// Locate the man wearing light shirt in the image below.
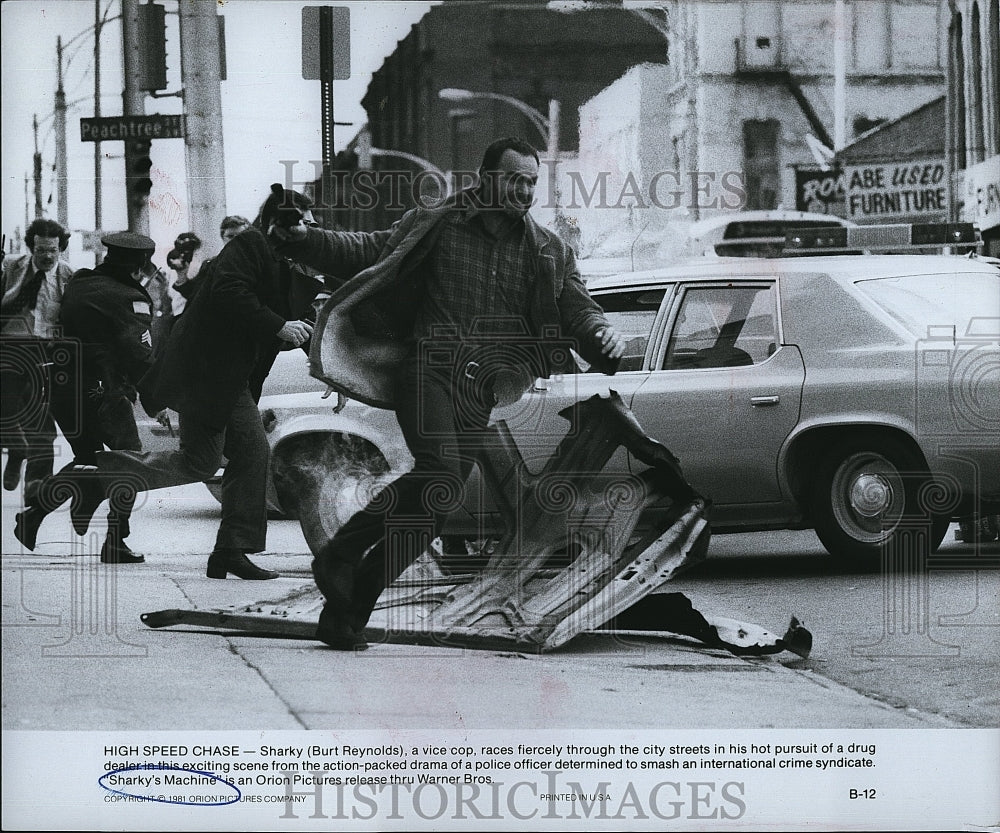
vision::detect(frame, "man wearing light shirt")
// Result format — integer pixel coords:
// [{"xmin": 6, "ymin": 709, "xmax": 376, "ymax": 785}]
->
[{"xmin": 0, "ymin": 219, "xmax": 74, "ymax": 499}]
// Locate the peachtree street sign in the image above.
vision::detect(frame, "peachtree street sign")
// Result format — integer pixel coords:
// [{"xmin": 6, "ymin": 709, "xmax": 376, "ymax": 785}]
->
[{"xmin": 79, "ymin": 114, "xmax": 185, "ymax": 142}]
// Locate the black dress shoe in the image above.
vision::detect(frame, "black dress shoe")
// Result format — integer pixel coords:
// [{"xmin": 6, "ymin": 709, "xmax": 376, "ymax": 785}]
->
[
  {"xmin": 100, "ymin": 538, "xmax": 145, "ymax": 564},
  {"xmin": 206, "ymin": 549, "xmax": 279, "ymax": 580},
  {"xmin": 14, "ymin": 509, "xmax": 44, "ymax": 551},
  {"xmin": 316, "ymin": 604, "xmax": 369, "ymax": 651},
  {"xmin": 3, "ymin": 453, "xmax": 24, "ymax": 491},
  {"xmin": 317, "ymin": 627, "xmax": 370, "ymax": 651}
]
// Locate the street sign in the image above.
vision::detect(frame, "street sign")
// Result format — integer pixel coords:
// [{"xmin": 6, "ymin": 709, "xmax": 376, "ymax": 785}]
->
[
  {"xmin": 79, "ymin": 114, "xmax": 185, "ymax": 142},
  {"xmin": 302, "ymin": 6, "xmax": 350, "ymax": 80}
]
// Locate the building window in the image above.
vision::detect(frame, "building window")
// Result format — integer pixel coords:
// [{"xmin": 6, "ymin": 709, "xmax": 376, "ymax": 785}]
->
[{"xmin": 742, "ymin": 119, "xmax": 780, "ymax": 210}]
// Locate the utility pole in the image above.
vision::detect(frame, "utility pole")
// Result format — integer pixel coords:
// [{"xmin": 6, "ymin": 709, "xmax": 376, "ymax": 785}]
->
[
  {"xmin": 32, "ymin": 115, "xmax": 43, "ymax": 219},
  {"xmin": 319, "ymin": 5, "xmax": 337, "ymax": 224},
  {"xmin": 94, "ymin": 0, "xmax": 103, "ymax": 232},
  {"xmin": 833, "ymin": 0, "xmax": 847, "ymax": 151},
  {"xmin": 55, "ymin": 36, "xmax": 69, "ymax": 228},
  {"xmin": 121, "ymin": 0, "xmax": 149, "ymax": 233},
  {"xmin": 302, "ymin": 5, "xmax": 349, "ymax": 226},
  {"xmin": 547, "ymin": 99, "xmax": 560, "ymax": 162},
  {"xmin": 547, "ymin": 98, "xmax": 561, "ymax": 218},
  {"xmin": 179, "ymin": 1, "xmax": 227, "ymax": 256},
  {"xmin": 684, "ymin": 2, "xmax": 700, "ymax": 219}
]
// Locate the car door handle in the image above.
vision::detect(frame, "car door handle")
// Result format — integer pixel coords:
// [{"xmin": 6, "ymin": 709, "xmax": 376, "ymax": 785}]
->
[{"xmin": 750, "ymin": 395, "xmax": 780, "ymax": 407}]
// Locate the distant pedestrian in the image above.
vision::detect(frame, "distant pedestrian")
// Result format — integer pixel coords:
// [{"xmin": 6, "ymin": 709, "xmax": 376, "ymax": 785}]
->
[
  {"xmin": 141, "ymin": 261, "xmax": 175, "ymax": 355},
  {"xmin": 14, "ymin": 232, "xmax": 157, "ymax": 563},
  {"xmin": 165, "ymin": 230, "xmax": 203, "ymax": 316},
  {"xmin": 1, "ymin": 219, "xmax": 74, "ymax": 501},
  {"xmin": 171, "ymin": 216, "xmax": 251, "ymax": 308},
  {"xmin": 220, "ymin": 214, "xmax": 253, "ymax": 243}
]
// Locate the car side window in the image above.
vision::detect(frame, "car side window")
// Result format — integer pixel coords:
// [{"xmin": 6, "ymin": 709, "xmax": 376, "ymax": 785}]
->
[
  {"xmin": 662, "ymin": 284, "xmax": 777, "ymax": 370},
  {"xmin": 588, "ymin": 288, "xmax": 668, "ymax": 372}
]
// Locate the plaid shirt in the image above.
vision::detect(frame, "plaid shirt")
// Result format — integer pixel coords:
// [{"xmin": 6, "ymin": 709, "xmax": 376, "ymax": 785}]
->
[{"xmin": 412, "ymin": 205, "xmax": 533, "ymax": 341}]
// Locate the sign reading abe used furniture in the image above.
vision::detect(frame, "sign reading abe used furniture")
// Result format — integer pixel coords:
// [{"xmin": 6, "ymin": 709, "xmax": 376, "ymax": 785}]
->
[{"xmin": 845, "ymin": 158, "xmax": 948, "ymax": 221}]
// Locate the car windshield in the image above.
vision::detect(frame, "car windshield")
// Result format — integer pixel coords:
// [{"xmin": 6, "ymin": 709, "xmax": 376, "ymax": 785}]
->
[{"xmin": 854, "ymin": 272, "xmax": 1000, "ymax": 338}]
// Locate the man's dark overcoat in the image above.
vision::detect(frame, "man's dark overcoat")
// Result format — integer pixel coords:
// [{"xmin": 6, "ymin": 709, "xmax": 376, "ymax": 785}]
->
[{"xmin": 140, "ymin": 227, "xmax": 320, "ymax": 429}]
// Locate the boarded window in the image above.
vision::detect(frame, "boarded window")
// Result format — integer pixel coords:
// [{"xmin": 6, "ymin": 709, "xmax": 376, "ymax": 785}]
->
[{"xmin": 743, "ymin": 119, "xmax": 780, "ymax": 210}]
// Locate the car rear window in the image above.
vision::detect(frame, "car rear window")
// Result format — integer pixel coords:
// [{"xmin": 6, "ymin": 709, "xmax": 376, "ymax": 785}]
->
[{"xmin": 854, "ymin": 272, "xmax": 1000, "ymax": 337}]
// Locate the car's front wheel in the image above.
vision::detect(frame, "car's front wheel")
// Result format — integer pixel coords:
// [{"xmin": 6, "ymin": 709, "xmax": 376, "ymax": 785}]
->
[{"xmin": 811, "ymin": 434, "xmax": 950, "ymax": 566}]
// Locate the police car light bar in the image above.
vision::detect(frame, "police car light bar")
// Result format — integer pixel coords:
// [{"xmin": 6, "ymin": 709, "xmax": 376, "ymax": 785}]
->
[{"xmin": 783, "ymin": 223, "xmax": 980, "ymax": 252}]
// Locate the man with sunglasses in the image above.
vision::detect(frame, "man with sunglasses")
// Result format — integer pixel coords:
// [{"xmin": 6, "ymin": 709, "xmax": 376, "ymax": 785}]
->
[{"xmin": 1, "ymin": 219, "xmax": 74, "ymax": 501}]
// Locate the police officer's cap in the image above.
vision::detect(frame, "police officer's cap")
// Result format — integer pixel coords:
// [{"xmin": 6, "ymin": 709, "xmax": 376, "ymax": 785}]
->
[{"xmin": 102, "ymin": 231, "xmax": 156, "ymax": 265}]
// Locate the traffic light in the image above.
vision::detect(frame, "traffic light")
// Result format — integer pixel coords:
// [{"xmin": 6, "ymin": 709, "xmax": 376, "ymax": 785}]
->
[
  {"xmin": 136, "ymin": 3, "xmax": 167, "ymax": 92},
  {"xmin": 127, "ymin": 139, "xmax": 153, "ymax": 206}
]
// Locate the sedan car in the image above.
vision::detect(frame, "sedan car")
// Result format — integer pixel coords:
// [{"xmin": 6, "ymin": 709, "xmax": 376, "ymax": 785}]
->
[{"xmin": 192, "ymin": 249, "xmax": 1000, "ymax": 566}]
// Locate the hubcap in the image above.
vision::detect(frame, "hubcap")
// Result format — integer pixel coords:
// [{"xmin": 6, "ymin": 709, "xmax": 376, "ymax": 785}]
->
[
  {"xmin": 850, "ymin": 473, "xmax": 893, "ymax": 518},
  {"xmin": 830, "ymin": 452, "xmax": 907, "ymax": 543}
]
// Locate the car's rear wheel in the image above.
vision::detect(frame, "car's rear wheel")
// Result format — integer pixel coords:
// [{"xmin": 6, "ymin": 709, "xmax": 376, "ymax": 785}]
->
[
  {"xmin": 272, "ymin": 433, "xmax": 392, "ymax": 555},
  {"xmin": 811, "ymin": 434, "xmax": 950, "ymax": 566}
]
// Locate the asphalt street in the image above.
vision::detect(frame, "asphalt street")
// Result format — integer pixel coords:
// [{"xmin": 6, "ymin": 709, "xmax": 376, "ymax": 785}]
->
[
  {"xmin": 5, "ymin": 446, "xmax": 999, "ymax": 832},
  {"xmin": 666, "ymin": 529, "xmax": 1000, "ymax": 728},
  {"xmin": 3, "ymin": 443, "xmax": 995, "ymax": 732}
]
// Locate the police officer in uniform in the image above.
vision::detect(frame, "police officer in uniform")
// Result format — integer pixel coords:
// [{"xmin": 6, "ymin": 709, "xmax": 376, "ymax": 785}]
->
[{"xmin": 15, "ymin": 232, "xmax": 157, "ymax": 564}]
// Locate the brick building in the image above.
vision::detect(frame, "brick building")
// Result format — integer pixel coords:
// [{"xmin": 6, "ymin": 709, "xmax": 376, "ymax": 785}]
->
[
  {"xmin": 316, "ymin": 0, "xmax": 670, "ymax": 230},
  {"xmin": 570, "ymin": 0, "xmax": 949, "ymax": 262}
]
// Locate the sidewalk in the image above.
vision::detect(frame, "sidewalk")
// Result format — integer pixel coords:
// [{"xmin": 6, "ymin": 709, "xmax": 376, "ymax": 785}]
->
[{"xmin": 2, "ymin": 480, "xmax": 956, "ymax": 732}]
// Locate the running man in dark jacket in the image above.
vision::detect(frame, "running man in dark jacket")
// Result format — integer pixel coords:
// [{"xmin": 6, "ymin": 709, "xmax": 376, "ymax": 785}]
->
[
  {"xmin": 34, "ymin": 187, "xmax": 323, "ymax": 580},
  {"xmin": 272, "ymin": 137, "xmax": 626, "ymax": 649}
]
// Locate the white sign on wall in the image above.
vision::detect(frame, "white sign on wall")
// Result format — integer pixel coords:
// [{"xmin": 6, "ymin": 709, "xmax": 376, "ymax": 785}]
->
[
  {"xmin": 845, "ymin": 158, "xmax": 948, "ymax": 221},
  {"xmin": 962, "ymin": 155, "xmax": 1000, "ymax": 232}
]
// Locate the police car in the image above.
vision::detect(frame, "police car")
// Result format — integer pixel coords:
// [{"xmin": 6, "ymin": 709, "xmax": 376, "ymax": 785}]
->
[{"xmin": 195, "ymin": 222, "xmax": 1000, "ymax": 565}]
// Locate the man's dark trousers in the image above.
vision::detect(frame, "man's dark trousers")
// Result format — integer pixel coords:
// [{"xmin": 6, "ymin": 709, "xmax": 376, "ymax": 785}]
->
[
  {"xmin": 36, "ymin": 362, "xmax": 143, "ymax": 538},
  {"xmin": 312, "ymin": 352, "xmax": 495, "ymax": 631},
  {"xmin": 99, "ymin": 387, "xmax": 270, "ymax": 553}
]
